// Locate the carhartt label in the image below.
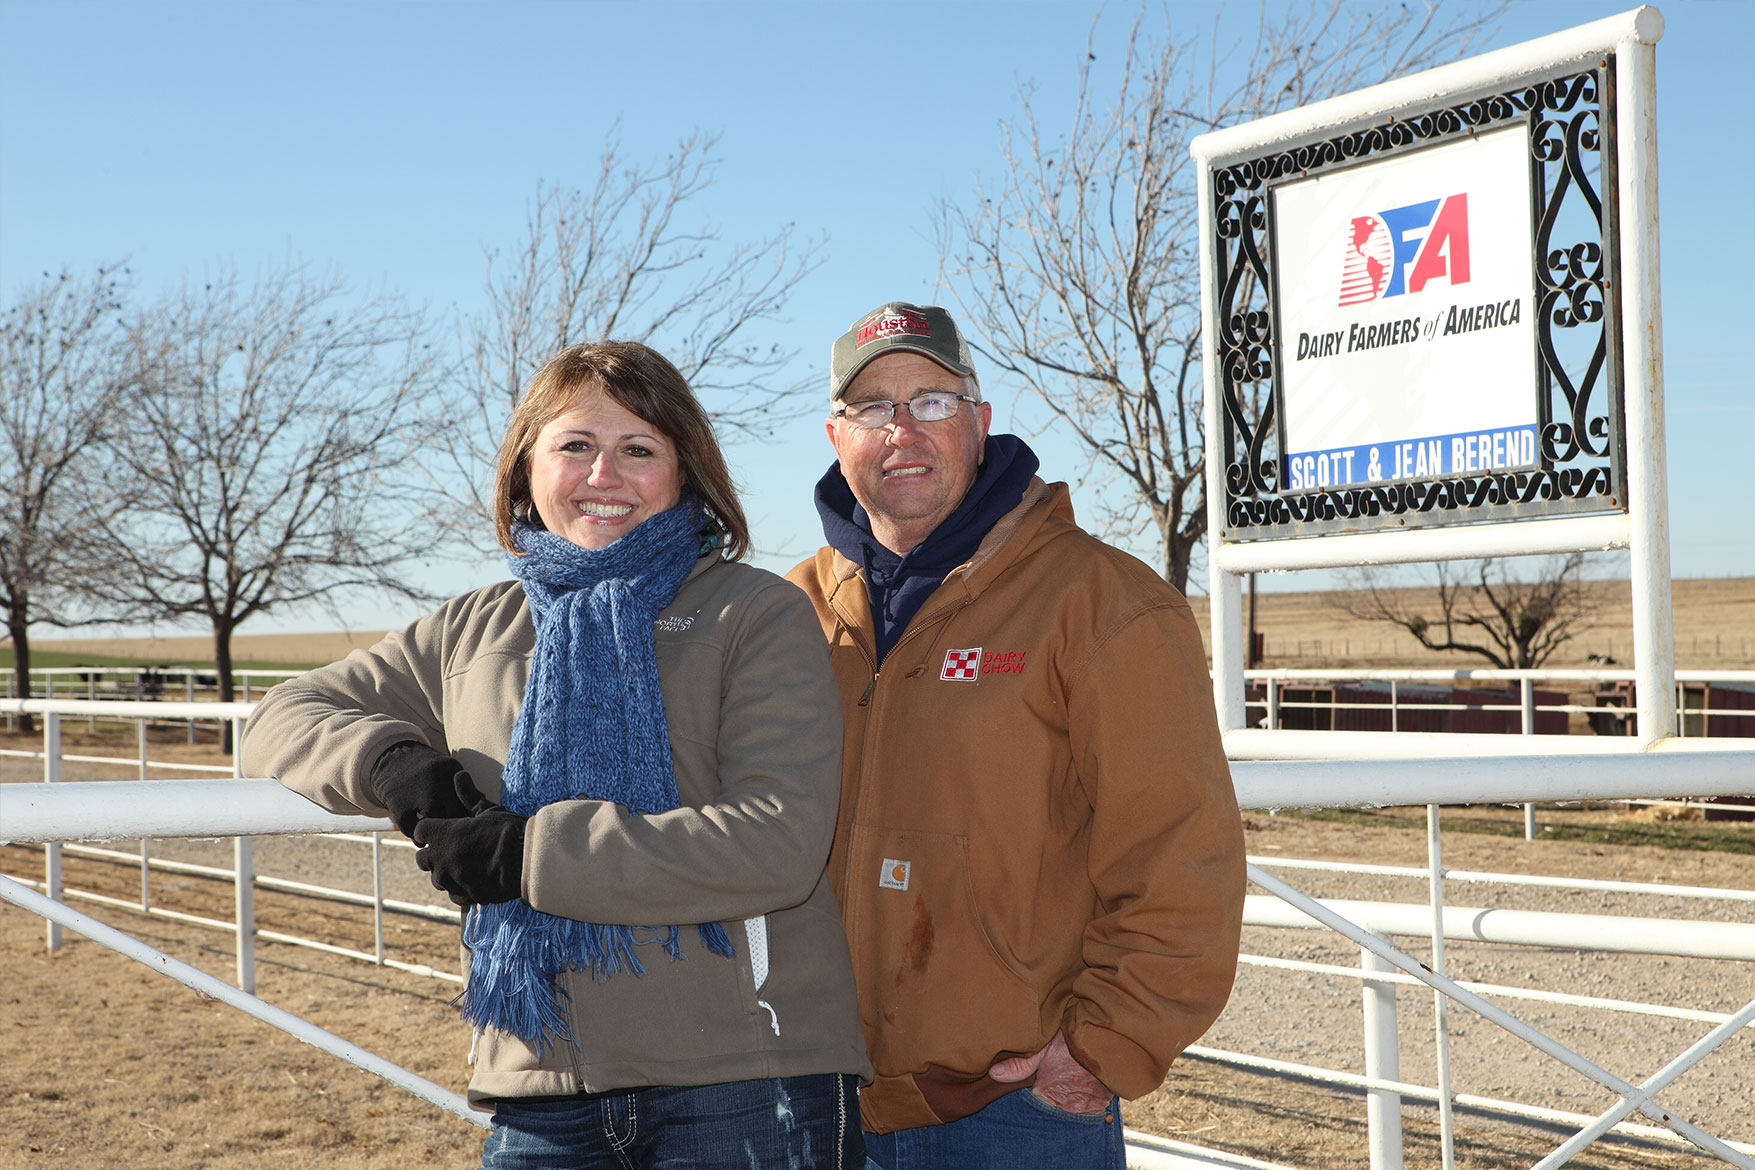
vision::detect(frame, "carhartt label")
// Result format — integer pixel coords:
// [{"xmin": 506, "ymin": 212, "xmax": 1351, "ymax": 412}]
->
[
  {"xmin": 879, "ymin": 858, "xmax": 910, "ymax": 891},
  {"xmin": 941, "ymin": 648, "xmax": 981, "ymax": 682}
]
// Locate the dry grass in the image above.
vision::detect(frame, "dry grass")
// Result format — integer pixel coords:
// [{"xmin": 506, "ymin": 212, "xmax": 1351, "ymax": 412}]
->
[
  {"xmin": 16, "ymin": 628, "xmax": 393, "ymax": 669},
  {"xmin": 1195, "ymin": 575, "xmax": 1755, "ymax": 668},
  {"xmin": 0, "ymin": 893, "xmax": 481, "ymax": 1169}
]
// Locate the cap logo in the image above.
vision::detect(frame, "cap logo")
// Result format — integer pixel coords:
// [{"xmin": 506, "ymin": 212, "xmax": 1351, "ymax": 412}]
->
[{"xmin": 855, "ymin": 308, "xmax": 932, "ymax": 350}]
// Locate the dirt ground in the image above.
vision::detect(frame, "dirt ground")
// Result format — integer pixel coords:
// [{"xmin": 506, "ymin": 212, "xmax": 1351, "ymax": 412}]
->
[{"xmin": 4, "ymin": 784, "xmax": 1750, "ymax": 1170}]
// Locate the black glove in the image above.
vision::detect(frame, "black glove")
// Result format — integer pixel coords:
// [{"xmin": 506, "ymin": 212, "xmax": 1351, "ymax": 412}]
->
[
  {"xmin": 412, "ymin": 807, "xmax": 527, "ymax": 907},
  {"xmin": 369, "ymin": 741, "xmax": 491, "ymax": 837}
]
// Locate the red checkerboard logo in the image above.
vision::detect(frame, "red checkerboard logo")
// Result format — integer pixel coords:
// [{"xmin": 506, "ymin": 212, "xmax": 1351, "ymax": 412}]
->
[{"xmin": 941, "ymin": 647, "xmax": 981, "ymax": 682}]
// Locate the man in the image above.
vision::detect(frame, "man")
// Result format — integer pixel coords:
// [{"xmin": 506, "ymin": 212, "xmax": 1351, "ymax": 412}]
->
[{"xmin": 787, "ymin": 301, "xmax": 1246, "ymax": 1168}]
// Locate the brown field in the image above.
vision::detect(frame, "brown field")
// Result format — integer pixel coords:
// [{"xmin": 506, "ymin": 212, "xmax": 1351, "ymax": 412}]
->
[
  {"xmin": 19, "ymin": 576, "xmax": 1755, "ymax": 671},
  {"xmin": 1204, "ymin": 575, "xmax": 1755, "ymax": 669},
  {"xmin": 4, "ymin": 797, "xmax": 1749, "ymax": 1170},
  {"xmin": 18, "ymin": 627, "xmax": 395, "ymax": 669}
]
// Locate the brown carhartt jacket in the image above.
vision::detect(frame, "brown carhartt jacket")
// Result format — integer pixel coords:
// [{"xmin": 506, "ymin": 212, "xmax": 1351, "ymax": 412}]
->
[{"xmin": 788, "ymin": 478, "xmax": 1244, "ymax": 1133}]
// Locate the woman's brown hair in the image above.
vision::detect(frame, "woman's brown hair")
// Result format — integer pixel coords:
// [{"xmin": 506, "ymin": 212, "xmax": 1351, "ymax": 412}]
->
[{"xmin": 492, "ymin": 342, "xmax": 750, "ymax": 560}]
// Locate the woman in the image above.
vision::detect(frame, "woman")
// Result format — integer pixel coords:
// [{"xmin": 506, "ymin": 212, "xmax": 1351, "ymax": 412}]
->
[{"xmin": 242, "ymin": 341, "xmax": 870, "ymax": 1168}]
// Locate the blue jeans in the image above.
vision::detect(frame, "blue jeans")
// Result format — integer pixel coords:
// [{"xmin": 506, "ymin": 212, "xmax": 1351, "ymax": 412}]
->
[
  {"xmin": 481, "ymin": 1074, "xmax": 865, "ymax": 1169},
  {"xmin": 864, "ymin": 1088, "xmax": 1125, "ymax": 1170}
]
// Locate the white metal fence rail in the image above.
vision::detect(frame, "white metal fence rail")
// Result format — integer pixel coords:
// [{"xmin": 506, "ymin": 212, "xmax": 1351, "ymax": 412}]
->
[
  {"xmin": 0, "ymin": 700, "xmax": 465, "ymax": 985},
  {"xmin": 2, "ymin": 667, "xmax": 301, "ymax": 741}
]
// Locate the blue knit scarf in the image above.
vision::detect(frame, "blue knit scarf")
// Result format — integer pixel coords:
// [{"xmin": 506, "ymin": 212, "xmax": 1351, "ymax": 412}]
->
[{"xmin": 456, "ymin": 496, "xmax": 733, "ymax": 1055}]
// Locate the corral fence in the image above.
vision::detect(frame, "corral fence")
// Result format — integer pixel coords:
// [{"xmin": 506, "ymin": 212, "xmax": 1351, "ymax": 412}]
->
[
  {"xmin": 1243, "ymin": 667, "xmax": 1755, "ymax": 840},
  {"xmin": 1255, "ymin": 633, "xmax": 1755, "ymax": 666},
  {"xmin": 2, "ymin": 666, "xmax": 300, "ymax": 742},
  {"xmin": 11, "ymin": 659, "xmax": 1754, "ymax": 760},
  {"xmin": 3, "ymin": 694, "xmax": 1753, "ymax": 1169},
  {"xmin": 1245, "ymin": 668, "xmax": 1755, "ymax": 742}
]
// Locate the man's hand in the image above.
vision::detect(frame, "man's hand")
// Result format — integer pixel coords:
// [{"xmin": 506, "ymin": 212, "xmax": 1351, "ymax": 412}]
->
[{"xmin": 988, "ymin": 1030, "xmax": 1113, "ymax": 1115}]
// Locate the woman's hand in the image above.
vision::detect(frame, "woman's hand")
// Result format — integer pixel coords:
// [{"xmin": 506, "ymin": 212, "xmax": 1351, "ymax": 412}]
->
[
  {"xmin": 412, "ymin": 807, "xmax": 528, "ymax": 906},
  {"xmin": 369, "ymin": 741, "xmax": 492, "ymax": 836}
]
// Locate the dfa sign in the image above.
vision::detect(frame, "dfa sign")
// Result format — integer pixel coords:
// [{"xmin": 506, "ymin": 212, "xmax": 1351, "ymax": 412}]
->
[
  {"xmin": 1275, "ymin": 127, "xmax": 1538, "ymax": 493},
  {"xmin": 1203, "ymin": 56, "xmax": 1629, "ymax": 540}
]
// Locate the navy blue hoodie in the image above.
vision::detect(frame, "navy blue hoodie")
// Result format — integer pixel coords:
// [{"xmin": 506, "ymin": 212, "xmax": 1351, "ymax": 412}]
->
[{"xmin": 814, "ymin": 434, "xmax": 1040, "ymax": 667}]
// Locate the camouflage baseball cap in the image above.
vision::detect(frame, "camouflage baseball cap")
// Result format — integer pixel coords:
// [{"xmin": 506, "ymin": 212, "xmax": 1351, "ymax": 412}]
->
[{"xmin": 829, "ymin": 301, "xmax": 978, "ymax": 401}]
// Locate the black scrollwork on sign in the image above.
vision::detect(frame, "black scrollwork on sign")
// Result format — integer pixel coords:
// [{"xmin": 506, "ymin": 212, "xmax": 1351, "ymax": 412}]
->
[{"xmin": 1216, "ymin": 63, "xmax": 1625, "ymax": 541}]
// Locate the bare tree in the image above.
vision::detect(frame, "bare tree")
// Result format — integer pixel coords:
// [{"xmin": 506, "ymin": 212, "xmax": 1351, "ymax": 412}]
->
[
  {"xmin": 1335, "ymin": 554, "xmax": 1595, "ymax": 669},
  {"xmin": 937, "ymin": 2, "xmax": 1502, "ymax": 592},
  {"xmin": 433, "ymin": 127, "xmax": 823, "ymax": 552},
  {"xmin": 84, "ymin": 261, "xmax": 444, "ymax": 736},
  {"xmin": 0, "ymin": 262, "xmax": 132, "ymax": 728}
]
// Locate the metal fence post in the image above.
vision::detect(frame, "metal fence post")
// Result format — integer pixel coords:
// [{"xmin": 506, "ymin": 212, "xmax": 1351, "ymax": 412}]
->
[
  {"xmin": 373, "ymin": 832, "xmax": 386, "ymax": 966},
  {"xmin": 1362, "ymin": 942, "xmax": 1404, "ymax": 1170},
  {"xmin": 43, "ymin": 713, "xmax": 63, "ymax": 953},
  {"xmin": 232, "ymin": 718, "xmax": 255, "ymax": 991},
  {"xmin": 138, "ymin": 718, "xmax": 151, "ymax": 909},
  {"xmin": 1266, "ymin": 679, "xmax": 1280, "ymax": 730},
  {"xmin": 1522, "ymin": 677, "xmax": 1537, "ymax": 839},
  {"xmin": 1427, "ymin": 805, "xmax": 1457, "ymax": 1170},
  {"xmin": 235, "ymin": 836, "xmax": 256, "ymax": 992}
]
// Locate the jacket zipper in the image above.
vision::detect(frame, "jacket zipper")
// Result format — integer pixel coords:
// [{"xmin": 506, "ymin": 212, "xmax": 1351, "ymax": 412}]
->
[
  {"xmin": 567, "ymin": 987, "xmax": 586, "ymax": 1090},
  {"xmin": 848, "ymin": 581, "xmax": 974, "ymax": 711},
  {"xmin": 848, "ymin": 594, "xmax": 971, "ymax": 778}
]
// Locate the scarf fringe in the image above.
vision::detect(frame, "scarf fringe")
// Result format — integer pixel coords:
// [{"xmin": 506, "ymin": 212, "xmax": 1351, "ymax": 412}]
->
[{"xmin": 458, "ymin": 876, "xmax": 738, "ymax": 1056}]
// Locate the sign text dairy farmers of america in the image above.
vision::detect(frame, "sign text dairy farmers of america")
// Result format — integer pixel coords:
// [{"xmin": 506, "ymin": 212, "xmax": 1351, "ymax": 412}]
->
[{"xmin": 1272, "ymin": 126, "xmax": 1538, "ymax": 492}]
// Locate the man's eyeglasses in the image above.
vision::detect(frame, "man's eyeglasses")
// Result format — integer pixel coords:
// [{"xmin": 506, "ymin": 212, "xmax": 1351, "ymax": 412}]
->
[{"xmin": 832, "ymin": 391, "xmax": 980, "ymax": 429}]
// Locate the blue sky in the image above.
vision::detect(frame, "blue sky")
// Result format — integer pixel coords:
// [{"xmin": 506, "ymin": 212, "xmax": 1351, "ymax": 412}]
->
[{"xmin": 3, "ymin": 0, "xmax": 1749, "ymax": 636}]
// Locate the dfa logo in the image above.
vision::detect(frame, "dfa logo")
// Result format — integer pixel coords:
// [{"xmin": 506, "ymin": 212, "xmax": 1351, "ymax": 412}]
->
[{"xmin": 1338, "ymin": 193, "xmax": 1471, "ymax": 307}]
